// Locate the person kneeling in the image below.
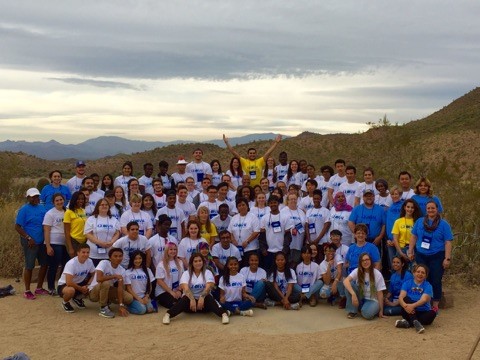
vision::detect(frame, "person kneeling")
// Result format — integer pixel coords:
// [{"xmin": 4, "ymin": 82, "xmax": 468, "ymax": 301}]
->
[
  {"xmin": 57, "ymin": 243, "xmax": 95, "ymax": 313},
  {"xmin": 88, "ymin": 247, "xmax": 133, "ymax": 318}
]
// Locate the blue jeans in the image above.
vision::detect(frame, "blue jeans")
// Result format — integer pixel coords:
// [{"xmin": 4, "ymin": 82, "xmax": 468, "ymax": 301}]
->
[
  {"xmin": 250, "ymin": 281, "xmax": 266, "ymax": 302},
  {"xmin": 345, "ymin": 283, "xmax": 380, "ymax": 320},
  {"xmin": 383, "ymin": 305, "xmax": 402, "ymax": 316},
  {"xmin": 128, "ymin": 299, "xmax": 154, "ymax": 315},
  {"xmin": 319, "ymin": 281, "xmax": 345, "ymax": 298},
  {"xmin": 221, "ymin": 300, "xmax": 254, "ymax": 312},
  {"xmin": 415, "ymin": 251, "xmax": 444, "ymax": 301},
  {"xmin": 294, "ymin": 280, "xmax": 324, "ymax": 299},
  {"xmin": 47, "ymin": 244, "xmax": 69, "ymax": 290}
]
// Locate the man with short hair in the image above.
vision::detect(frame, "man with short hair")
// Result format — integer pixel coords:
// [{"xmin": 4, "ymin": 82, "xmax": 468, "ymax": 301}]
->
[
  {"xmin": 138, "ymin": 163, "xmax": 154, "ymax": 195},
  {"xmin": 199, "ymin": 185, "xmax": 220, "ymax": 219},
  {"xmin": 149, "ymin": 215, "xmax": 178, "ymax": 270},
  {"xmin": 386, "ymin": 171, "xmax": 415, "ymax": 207},
  {"xmin": 186, "ymin": 148, "xmax": 212, "ymax": 191},
  {"xmin": 155, "ymin": 190, "xmax": 187, "ymax": 242},
  {"xmin": 223, "ymin": 133, "xmax": 282, "ymax": 187},
  {"xmin": 327, "ymin": 159, "xmax": 347, "ymax": 206},
  {"xmin": 338, "ymin": 165, "xmax": 360, "ymax": 207},
  {"xmin": 211, "ymin": 230, "xmax": 242, "ymax": 271},
  {"xmin": 275, "ymin": 151, "xmax": 289, "ymax": 183},
  {"xmin": 172, "ymin": 157, "xmax": 195, "ymax": 187},
  {"xmin": 66, "ymin": 160, "xmax": 87, "ymax": 194},
  {"xmin": 112, "ymin": 221, "xmax": 152, "ymax": 268},
  {"xmin": 211, "ymin": 204, "xmax": 232, "ymax": 233},
  {"xmin": 82, "ymin": 176, "xmax": 103, "ymax": 216}
]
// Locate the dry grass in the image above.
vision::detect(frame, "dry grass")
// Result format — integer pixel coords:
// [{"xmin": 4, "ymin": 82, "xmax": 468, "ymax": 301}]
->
[{"xmin": 0, "ymin": 201, "xmax": 24, "ymax": 278}]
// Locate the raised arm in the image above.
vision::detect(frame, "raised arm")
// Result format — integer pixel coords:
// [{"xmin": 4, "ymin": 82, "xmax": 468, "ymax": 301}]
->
[
  {"xmin": 262, "ymin": 134, "xmax": 282, "ymax": 161},
  {"xmin": 223, "ymin": 134, "xmax": 241, "ymax": 159}
]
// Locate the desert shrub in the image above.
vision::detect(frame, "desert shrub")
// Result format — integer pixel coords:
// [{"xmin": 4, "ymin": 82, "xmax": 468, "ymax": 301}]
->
[{"xmin": 0, "ymin": 201, "xmax": 24, "ymax": 278}]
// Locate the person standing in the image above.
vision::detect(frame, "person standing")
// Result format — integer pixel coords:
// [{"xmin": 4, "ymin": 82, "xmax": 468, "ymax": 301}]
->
[
  {"xmin": 66, "ymin": 161, "xmax": 87, "ymax": 194},
  {"xmin": 15, "ymin": 188, "xmax": 48, "ymax": 299}
]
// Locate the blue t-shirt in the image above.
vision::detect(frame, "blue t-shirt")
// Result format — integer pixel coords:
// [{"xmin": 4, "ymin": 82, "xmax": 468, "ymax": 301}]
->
[
  {"xmin": 411, "ymin": 218, "xmax": 453, "ymax": 255},
  {"xmin": 385, "ymin": 200, "xmax": 404, "ymax": 240},
  {"xmin": 349, "ymin": 204, "xmax": 386, "ymax": 240},
  {"xmin": 346, "ymin": 242, "xmax": 381, "ymax": 273},
  {"xmin": 401, "ymin": 278, "xmax": 433, "ymax": 312},
  {"xmin": 389, "ymin": 271, "xmax": 413, "ymax": 301},
  {"xmin": 411, "ymin": 195, "xmax": 443, "ymax": 217},
  {"xmin": 16, "ymin": 203, "xmax": 47, "ymax": 244},
  {"xmin": 40, "ymin": 184, "xmax": 72, "ymax": 211}
]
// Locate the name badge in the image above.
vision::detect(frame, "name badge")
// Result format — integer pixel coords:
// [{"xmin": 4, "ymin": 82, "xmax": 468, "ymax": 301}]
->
[
  {"xmin": 169, "ymin": 227, "xmax": 178, "ymax": 237},
  {"xmin": 249, "ymin": 170, "xmax": 257, "ymax": 180},
  {"xmin": 308, "ymin": 222, "xmax": 316, "ymax": 234},
  {"xmin": 301, "ymin": 284, "xmax": 310, "ymax": 293},
  {"xmin": 245, "ymin": 280, "xmax": 254, "ymax": 292},
  {"xmin": 272, "ymin": 221, "xmax": 281, "ymax": 233},
  {"xmin": 237, "ymin": 245, "xmax": 244, "ymax": 256},
  {"xmin": 421, "ymin": 234, "xmax": 432, "ymax": 250},
  {"xmin": 172, "ymin": 281, "xmax": 179, "ymax": 290},
  {"xmin": 295, "ymin": 222, "xmax": 305, "ymax": 234},
  {"xmin": 97, "ymin": 247, "xmax": 107, "ymax": 254},
  {"xmin": 196, "ymin": 172, "xmax": 204, "ymax": 182},
  {"xmin": 139, "ymin": 229, "xmax": 145, "ymax": 235}
]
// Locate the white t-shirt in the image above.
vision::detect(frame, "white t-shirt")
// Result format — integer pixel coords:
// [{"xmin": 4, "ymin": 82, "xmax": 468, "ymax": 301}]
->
[
  {"xmin": 199, "ymin": 200, "xmax": 221, "ymax": 219},
  {"xmin": 112, "ymin": 235, "xmax": 152, "ymax": 268},
  {"xmin": 300, "ymin": 176, "xmax": 323, "ymax": 193},
  {"xmin": 296, "ymin": 262, "xmax": 320, "ymax": 288},
  {"xmin": 319, "ymin": 254, "xmax": 344, "ymax": 280},
  {"xmin": 211, "ymin": 172, "xmax": 224, "ymax": 187},
  {"xmin": 155, "ymin": 207, "xmax": 186, "ymax": 241},
  {"xmin": 317, "ymin": 178, "xmax": 330, "ymax": 208},
  {"xmin": 280, "ymin": 207, "xmax": 306, "ymax": 251},
  {"xmin": 299, "ymin": 195, "xmax": 315, "ymax": 213},
  {"xmin": 149, "ymin": 234, "xmax": 178, "ymax": 268},
  {"xmin": 250, "ymin": 206, "xmax": 270, "ymax": 221},
  {"xmin": 211, "ymin": 243, "xmax": 242, "ymax": 265},
  {"xmin": 260, "ymin": 212, "xmax": 293, "ymax": 253},
  {"xmin": 58, "ymin": 256, "xmax": 95, "ymax": 285},
  {"xmin": 114, "ymin": 175, "xmax": 136, "ymax": 194},
  {"xmin": 327, "ymin": 174, "xmax": 347, "ymax": 197},
  {"xmin": 172, "ymin": 171, "xmax": 195, "ymax": 186},
  {"xmin": 268, "ymin": 269, "xmax": 297, "ymax": 295},
  {"xmin": 180, "ymin": 269, "xmax": 215, "ymax": 299},
  {"xmin": 88, "ymin": 259, "xmax": 127, "ymax": 290},
  {"xmin": 86, "ymin": 192, "xmax": 103, "ymax": 217},
  {"xmin": 120, "ymin": 210, "xmax": 153, "ymax": 237},
  {"xmin": 385, "ymin": 189, "xmax": 415, "ymax": 207},
  {"xmin": 329, "ymin": 208, "xmax": 353, "ymax": 245},
  {"xmin": 153, "ymin": 193, "xmax": 167, "ymax": 210},
  {"xmin": 339, "ymin": 181, "xmax": 361, "ymax": 207},
  {"xmin": 176, "ymin": 200, "xmax": 197, "ymax": 219},
  {"xmin": 217, "ymin": 198, "xmax": 237, "ymax": 216},
  {"xmin": 226, "ymin": 170, "xmax": 242, "ymax": 190},
  {"xmin": 335, "ymin": 243, "xmax": 350, "ymax": 264},
  {"xmin": 275, "ymin": 164, "xmax": 289, "ymax": 183},
  {"xmin": 125, "ymin": 268, "xmax": 154, "ymax": 298},
  {"xmin": 305, "ymin": 207, "xmax": 331, "ymax": 244},
  {"xmin": 211, "ymin": 215, "xmax": 232, "ymax": 234},
  {"xmin": 186, "ymin": 161, "xmax": 213, "ymax": 190},
  {"xmin": 42, "ymin": 207, "xmax": 66, "ymax": 245},
  {"xmin": 348, "ymin": 268, "xmax": 386, "ymax": 300},
  {"xmin": 240, "ymin": 266, "xmax": 267, "ymax": 294},
  {"xmin": 66, "ymin": 175, "xmax": 85, "ymax": 194},
  {"xmin": 155, "ymin": 260, "xmax": 184, "ymax": 297},
  {"xmin": 355, "ymin": 182, "xmax": 378, "ymax": 204},
  {"xmin": 84, "ymin": 215, "xmax": 121, "ymax": 259},
  {"xmin": 294, "ymin": 172, "xmax": 308, "ymax": 187},
  {"xmin": 138, "ymin": 175, "xmax": 154, "ymax": 195},
  {"xmin": 228, "ymin": 212, "xmax": 261, "ymax": 252},
  {"xmin": 177, "ymin": 237, "xmax": 205, "ymax": 262},
  {"xmin": 219, "ymin": 273, "xmax": 246, "ymax": 302}
]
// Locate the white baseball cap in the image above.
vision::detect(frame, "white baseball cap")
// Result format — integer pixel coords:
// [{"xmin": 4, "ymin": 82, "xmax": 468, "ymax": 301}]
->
[{"xmin": 26, "ymin": 188, "xmax": 40, "ymax": 197}]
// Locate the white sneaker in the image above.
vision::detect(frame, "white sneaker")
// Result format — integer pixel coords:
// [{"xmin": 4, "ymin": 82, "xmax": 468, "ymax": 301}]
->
[
  {"xmin": 222, "ymin": 313, "xmax": 229, "ymax": 324},
  {"xmin": 264, "ymin": 298, "xmax": 276, "ymax": 307},
  {"xmin": 162, "ymin": 313, "xmax": 170, "ymax": 325},
  {"xmin": 240, "ymin": 309, "xmax": 254, "ymax": 317},
  {"xmin": 290, "ymin": 303, "xmax": 300, "ymax": 310}
]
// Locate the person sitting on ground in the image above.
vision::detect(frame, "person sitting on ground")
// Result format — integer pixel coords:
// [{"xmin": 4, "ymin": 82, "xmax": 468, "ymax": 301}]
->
[
  {"xmin": 296, "ymin": 245, "xmax": 323, "ymax": 307},
  {"xmin": 125, "ymin": 250, "xmax": 155, "ymax": 315},
  {"xmin": 155, "ymin": 242, "xmax": 184, "ymax": 309},
  {"xmin": 384, "ymin": 255, "xmax": 413, "ymax": 316}
]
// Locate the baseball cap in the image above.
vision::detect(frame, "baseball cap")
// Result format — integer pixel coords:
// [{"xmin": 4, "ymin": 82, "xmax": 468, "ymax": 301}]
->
[{"xmin": 26, "ymin": 188, "xmax": 40, "ymax": 197}]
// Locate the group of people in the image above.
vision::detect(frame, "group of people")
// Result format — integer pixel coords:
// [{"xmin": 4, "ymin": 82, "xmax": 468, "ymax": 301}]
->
[{"xmin": 14, "ymin": 134, "xmax": 453, "ymax": 332}]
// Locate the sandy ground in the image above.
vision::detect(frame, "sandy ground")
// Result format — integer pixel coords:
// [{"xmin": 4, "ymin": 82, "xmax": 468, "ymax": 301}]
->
[{"xmin": 1, "ymin": 280, "xmax": 479, "ymax": 360}]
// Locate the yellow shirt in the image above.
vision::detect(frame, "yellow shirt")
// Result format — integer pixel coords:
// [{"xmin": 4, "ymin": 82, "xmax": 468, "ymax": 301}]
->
[
  {"xmin": 200, "ymin": 223, "xmax": 218, "ymax": 247},
  {"xmin": 239, "ymin": 157, "xmax": 266, "ymax": 187},
  {"xmin": 63, "ymin": 209, "xmax": 87, "ymax": 243},
  {"xmin": 391, "ymin": 217, "xmax": 414, "ymax": 248}
]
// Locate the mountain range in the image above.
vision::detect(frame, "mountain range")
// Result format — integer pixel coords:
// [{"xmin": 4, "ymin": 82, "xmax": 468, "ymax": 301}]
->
[{"xmin": 0, "ymin": 133, "xmax": 288, "ymax": 160}]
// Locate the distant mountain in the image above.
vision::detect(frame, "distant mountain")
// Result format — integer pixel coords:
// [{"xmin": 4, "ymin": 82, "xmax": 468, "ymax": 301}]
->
[{"xmin": 0, "ymin": 133, "xmax": 287, "ymax": 160}]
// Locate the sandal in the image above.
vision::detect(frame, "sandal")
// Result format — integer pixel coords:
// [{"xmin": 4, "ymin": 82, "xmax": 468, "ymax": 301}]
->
[{"xmin": 347, "ymin": 312, "xmax": 357, "ymax": 319}]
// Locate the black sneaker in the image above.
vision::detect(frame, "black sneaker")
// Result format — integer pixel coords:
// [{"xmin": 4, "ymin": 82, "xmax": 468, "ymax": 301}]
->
[
  {"xmin": 395, "ymin": 319, "xmax": 410, "ymax": 328},
  {"xmin": 62, "ymin": 301, "xmax": 75, "ymax": 313},
  {"xmin": 413, "ymin": 320, "xmax": 425, "ymax": 334},
  {"xmin": 72, "ymin": 298, "xmax": 86, "ymax": 309}
]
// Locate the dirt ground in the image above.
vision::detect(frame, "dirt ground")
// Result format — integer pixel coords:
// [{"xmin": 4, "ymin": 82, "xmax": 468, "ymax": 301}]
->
[{"xmin": 1, "ymin": 280, "xmax": 479, "ymax": 360}]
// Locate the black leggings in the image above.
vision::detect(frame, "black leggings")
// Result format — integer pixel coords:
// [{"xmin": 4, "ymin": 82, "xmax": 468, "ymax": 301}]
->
[
  {"xmin": 167, "ymin": 294, "xmax": 226, "ymax": 318},
  {"xmin": 401, "ymin": 296, "xmax": 437, "ymax": 326},
  {"xmin": 265, "ymin": 282, "xmax": 301, "ymax": 303},
  {"xmin": 156, "ymin": 292, "xmax": 178, "ymax": 309}
]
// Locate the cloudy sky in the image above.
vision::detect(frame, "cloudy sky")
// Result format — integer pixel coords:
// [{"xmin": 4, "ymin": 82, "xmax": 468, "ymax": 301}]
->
[{"xmin": 1, "ymin": 1, "xmax": 478, "ymax": 143}]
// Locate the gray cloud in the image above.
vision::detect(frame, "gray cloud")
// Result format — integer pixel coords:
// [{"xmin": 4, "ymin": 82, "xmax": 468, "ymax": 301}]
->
[{"xmin": 47, "ymin": 77, "xmax": 147, "ymax": 91}]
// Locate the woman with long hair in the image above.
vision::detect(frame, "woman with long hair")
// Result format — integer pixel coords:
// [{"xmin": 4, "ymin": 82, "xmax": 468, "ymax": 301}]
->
[
  {"xmin": 63, "ymin": 191, "xmax": 87, "ymax": 258},
  {"xmin": 155, "ymin": 242, "xmax": 184, "ymax": 309},
  {"xmin": 125, "ymin": 250, "xmax": 155, "ymax": 315}
]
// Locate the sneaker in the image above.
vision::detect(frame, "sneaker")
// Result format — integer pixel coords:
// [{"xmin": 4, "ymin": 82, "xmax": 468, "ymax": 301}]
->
[
  {"xmin": 347, "ymin": 312, "xmax": 358, "ymax": 319},
  {"xmin": 309, "ymin": 296, "xmax": 318, "ymax": 307},
  {"xmin": 413, "ymin": 320, "xmax": 425, "ymax": 334},
  {"xmin": 72, "ymin": 298, "xmax": 86, "ymax": 309},
  {"xmin": 49, "ymin": 289, "xmax": 58, "ymax": 296},
  {"xmin": 162, "ymin": 313, "xmax": 170, "ymax": 325},
  {"xmin": 34, "ymin": 288, "xmax": 50, "ymax": 295},
  {"xmin": 222, "ymin": 313, "xmax": 229, "ymax": 324},
  {"xmin": 395, "ymin": 319, "xmax": 410, "ymax": 329},
  {"xmin": 99, "ymin": 306, "xmax": 115, "ymax": 318},
  {"xmin": 240, "ymin": 309, "xmax": 254, "ymax": 317},
  {"xmin": 62, "ymin": 301, "xmax": 75, "ymax": 313},
  {"xmin": 290, "ymin": 303, "xmax": 300, "ymax": 310},
  {"xmin": 23, "ymin": 291, "xmax": 36, "ymax": 300},
  {"xmin": 264, "ymin": 298, "xmax": 276, "ymax": 307}
]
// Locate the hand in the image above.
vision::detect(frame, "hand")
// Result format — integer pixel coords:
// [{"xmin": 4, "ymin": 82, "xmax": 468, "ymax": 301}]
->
[
  {"xmin": 407, "ymin": 252, "xmax": 415, "ymax": 261},
  {"xmin": 242, "ymin": 240, "xmax": 249, "ymax": 248},
  {"xmin": 281, "ymin": 297, "xmax": 290, "ymax": 309},
  {"xmin": 247, "ymin": 295, "xmax": 256, "ymax": 303},
  {"xmin": 332, "ymin": 282, "xmax": 338, "ymax": 295},
  {"xmin": 386, "ymin": 240, "xmax": 394, "ymax": 247},
  {"xmin": 190, "ymin": 299, "xmax": 197, "ymax": 312},
  {"xmin": 67, "ymin": 247, "xmax": 75, "ymax": 258},
  {"xmin": 261, "ymin": 249, "xmax": 268, "ymax": 256},
  {"xmin": 404, "ymin": 304, "xmax": 415, "ymax": 314},
  {"xmin": 171, "ymin": 290, "xmax": 182, "ymax": 299},
  {"xmin": 378, "ymin": 310, "xmax": 387, "ymax": 318},
  {"xmin": 197, "ymin": 296, "xmax": 205, "ymax": 310},
  {"xmin": 401, "ymin": 253, "xmax": 410, "ymax": 262},
  {"xmin": 275, "ymin": 134, "xmax": 282, "ymax": 143},
  {"xmin": 80, "ymin": 286, "xmax": 89, "ymax": 295},
  {"xmin": 142, "ymin": 296, "xmax": 149, "ymax": 305},
  {"xmin": 223, "ymin": 134, "xmax": 229, "ymax": 144},
  {"xmin": 27, "ymin": 238, "xmax": 36, "ymax": 248},
  {"xmin": 46, "ymin": 245, "xmax": 54, "ymax": 256},
  {"xmin": 443, "ymin": 259, "xmax": 451, "ymax": 269},
  {"xmin": 373, "ymin": 237, "xmax": 381, "ymax": 246},
  {"xmin": 351, "ymin": 294, "xmax": 359, "ymax": 308},
  {"xmin": 118, "ymin": 306, "xmax": 129, "ymax": 317}
]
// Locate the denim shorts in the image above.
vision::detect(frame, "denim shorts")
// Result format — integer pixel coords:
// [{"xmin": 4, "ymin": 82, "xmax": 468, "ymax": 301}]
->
[{"xmin": 20, "ymin": 238, "xmax": 48, "ymax": 270}]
